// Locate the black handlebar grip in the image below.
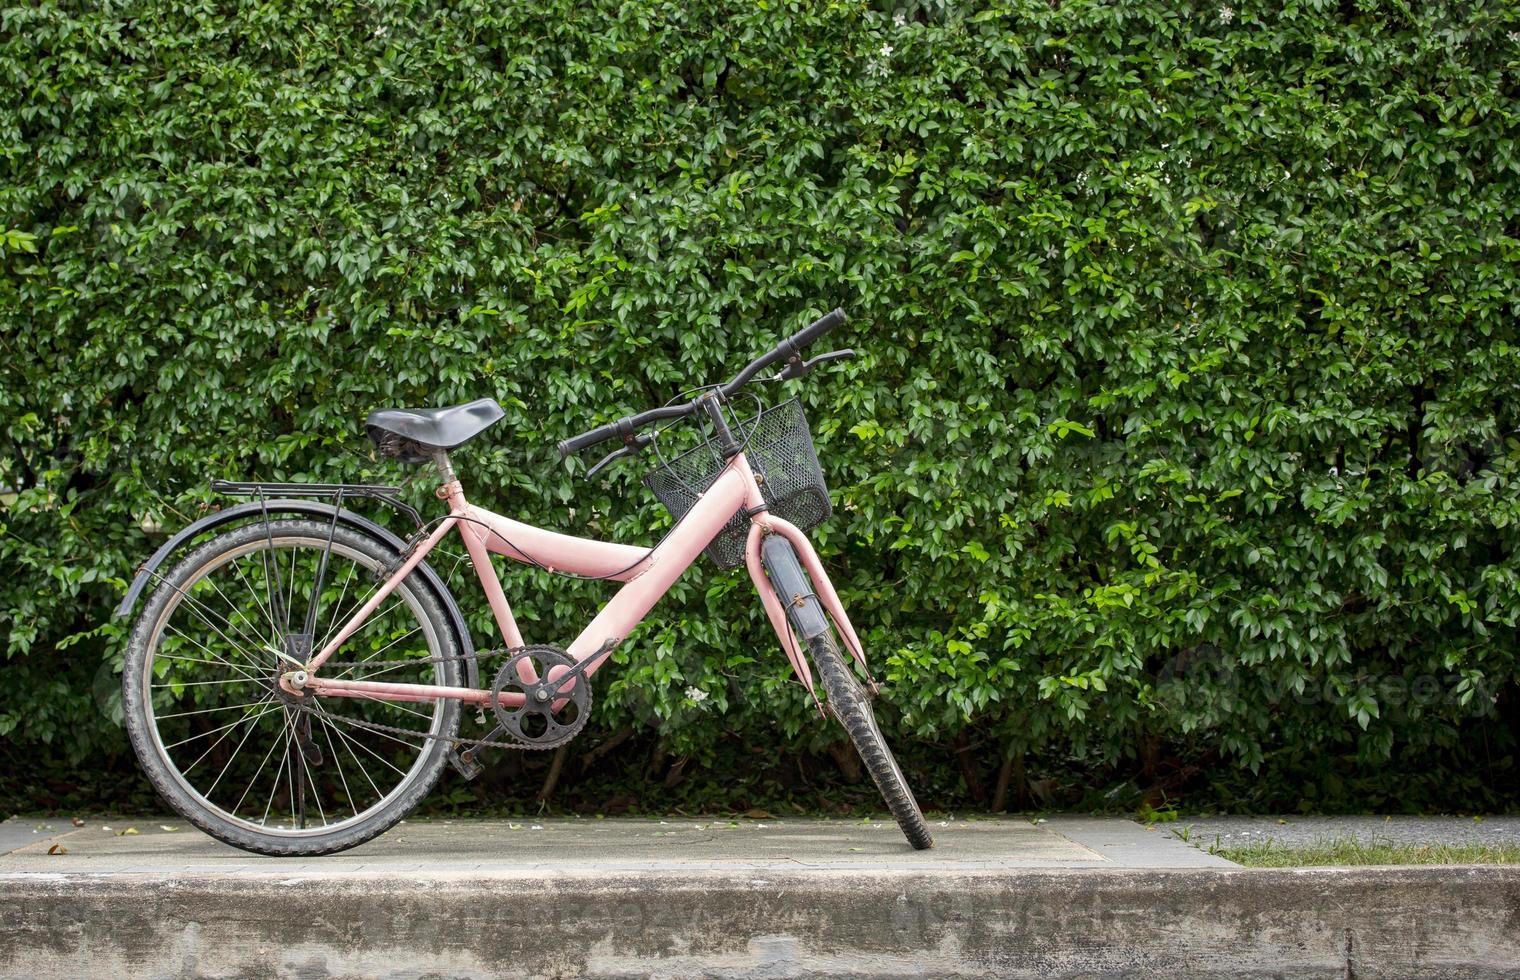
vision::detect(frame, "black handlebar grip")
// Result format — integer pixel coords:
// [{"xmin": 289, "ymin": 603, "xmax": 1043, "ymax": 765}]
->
[
  {"xmin": 557, "ymin": 420, "xmax": 621, "ymax": 458},
  {"xmin": 789, "ymin": 307, "xmax": 847, "ymax": 350}
]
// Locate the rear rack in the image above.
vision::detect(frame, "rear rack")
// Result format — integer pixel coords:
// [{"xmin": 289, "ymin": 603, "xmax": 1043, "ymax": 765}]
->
[{"xmin": 211, "ymin": 480, "xmax": 422, "ymax": 527}]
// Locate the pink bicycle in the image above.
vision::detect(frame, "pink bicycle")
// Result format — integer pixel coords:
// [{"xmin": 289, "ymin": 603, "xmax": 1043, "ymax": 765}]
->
[{"xmin": 117, "ymin": 309, "xmax": 932, "ymax": 855}]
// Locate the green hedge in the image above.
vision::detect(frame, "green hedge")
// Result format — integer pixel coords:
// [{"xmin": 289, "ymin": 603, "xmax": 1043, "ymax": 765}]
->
[{"xmin": 3, "ymin": 0, "xmax": 1519, "ymax": 814}]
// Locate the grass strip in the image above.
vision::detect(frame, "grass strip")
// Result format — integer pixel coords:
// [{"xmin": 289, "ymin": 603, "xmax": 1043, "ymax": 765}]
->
[{"xmin": 1216, "ymin": 836, "xmax": 1520, "ymax": 867}]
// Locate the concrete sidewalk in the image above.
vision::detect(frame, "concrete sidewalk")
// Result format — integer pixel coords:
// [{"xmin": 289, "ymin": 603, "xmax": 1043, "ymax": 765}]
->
[
  {"xmin": 4, "ymin": 815, "xmax": 1518, "ymax": 978},
  {"xmin": 0, "ymin": 813, "xmax": 1232, "ymax": 874}
]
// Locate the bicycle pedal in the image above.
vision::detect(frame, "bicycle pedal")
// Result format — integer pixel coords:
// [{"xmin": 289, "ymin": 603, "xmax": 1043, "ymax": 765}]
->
[{"xmin": 449, "ymin": 748, "xmax": 485, "ymax": 781}]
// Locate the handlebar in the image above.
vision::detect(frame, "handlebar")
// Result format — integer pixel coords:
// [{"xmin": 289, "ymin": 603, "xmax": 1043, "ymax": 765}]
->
[
  {"xmin": 717, "ymin": 307, "xmax": 846, "ymax": 398},
  {"xmin": 557, "ymin": 307, "xmax": 848, "ymax": 460},
  {"xmin": 791, "ymin": 306, "xmax": 848, "ymax": 349},
  {"xmin": 554, "ymin": 404, "xmax": 690, "ymax": 458}
]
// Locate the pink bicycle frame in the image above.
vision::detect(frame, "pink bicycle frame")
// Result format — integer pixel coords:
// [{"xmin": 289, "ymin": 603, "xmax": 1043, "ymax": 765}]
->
[{"xmin": 297, "ymin": 452, "xmax": 869, "ymax": 709}]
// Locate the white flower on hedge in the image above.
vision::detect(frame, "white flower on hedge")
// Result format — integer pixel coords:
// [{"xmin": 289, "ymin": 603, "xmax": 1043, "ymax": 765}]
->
[
  {"xmin": 685, "ymin": 686, "xmax": 708, "ymax": 704},
  {"xmin": 894, "ymin": 13, "xmax": 907, "ymax": 27},
  {"xmin": 880, "ymin": 43, "xmax": 894, "ymax": 58},
  {"xmin": 1219, "ymin": 5, "xmax": 1234, "ymax": 23}
]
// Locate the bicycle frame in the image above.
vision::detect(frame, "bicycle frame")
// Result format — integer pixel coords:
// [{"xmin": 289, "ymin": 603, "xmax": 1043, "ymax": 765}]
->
[{"xmin": 297, "ymin": 451, "xmax": 869, "ymax": 710}]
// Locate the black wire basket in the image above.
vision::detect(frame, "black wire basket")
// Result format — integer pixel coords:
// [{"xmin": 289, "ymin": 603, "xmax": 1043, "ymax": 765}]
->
[{"xmin": 643, "ymin": 398, "xmax": 832, "ymax": 569}]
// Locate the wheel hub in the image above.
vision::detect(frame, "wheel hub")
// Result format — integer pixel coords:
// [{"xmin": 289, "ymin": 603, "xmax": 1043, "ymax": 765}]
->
[{"xmin": 271, "ymin": 634, "xmax": 313, "ymax": 702}]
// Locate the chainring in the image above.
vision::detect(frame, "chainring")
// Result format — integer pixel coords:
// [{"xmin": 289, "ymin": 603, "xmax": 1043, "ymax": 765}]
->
[{"xmin": 490, "ymin": 645, "xmax": 591, "ymax": 749}]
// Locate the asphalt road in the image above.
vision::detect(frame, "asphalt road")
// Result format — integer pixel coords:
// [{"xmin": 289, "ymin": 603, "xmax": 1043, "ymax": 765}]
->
[{"xmin": 1169, "ymin": 814, "xmax": 1520, "ymax": 850}]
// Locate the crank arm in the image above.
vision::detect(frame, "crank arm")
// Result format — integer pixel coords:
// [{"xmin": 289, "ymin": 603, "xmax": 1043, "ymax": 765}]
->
[
  {"xmin": 452, "ymin": 722, "xmax": 512, "ymax": 780},
  {"xmin": 547, "ymin": 639, "xmax": 618, "ymax": 697}
]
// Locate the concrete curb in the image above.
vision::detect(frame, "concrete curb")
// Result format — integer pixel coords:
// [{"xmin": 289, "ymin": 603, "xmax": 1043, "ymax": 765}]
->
[{"xmin": 5, "ymin": 865, "xmax": 1518, "ymax": 978}]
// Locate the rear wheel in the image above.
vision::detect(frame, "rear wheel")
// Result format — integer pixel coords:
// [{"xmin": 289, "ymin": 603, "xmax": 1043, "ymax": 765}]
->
[
  {"xmin": 122, "ymin": 519, "xmax": 462, "ymax": 856},
  {"xmin": 810, "ymin": 632, "xmax": 933, "ymax": 850}
]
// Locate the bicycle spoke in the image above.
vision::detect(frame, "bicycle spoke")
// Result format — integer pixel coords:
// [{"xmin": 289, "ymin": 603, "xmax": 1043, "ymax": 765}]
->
[
  {"xmin": 231, "ymin": 710, "xmax": 292, "ymax": 819},
  {"xmin": 341, "ymin": 658, "xmax": 436, "ymax": 684},
  {"xmin": 284, "ymin": 544, "xmax": 300, "ymax": 636},
  {"xmin": 204, "ymin": 701, "xmax": 282, "ymax": 798},
  {"xmin": 331, "ymin": 624, "xmax": 424, "ymax": 681},
  {"xmin": 181, "ymin": 699, "xmax": 277, "ymax": 777},
  {"xmin": 260, "ymin": 718, "xmax": 295, "ymax": 828},
  {"xmin": 285, "ymin": 713, "xmax": 301, "ymax": 830},
  {"xmin": 311, "ymin": 710, "xmax": 413, "ymax": 776},
  {"xmin": 159, "ymin": 624, "xmax": 263, "ymax": 684},
  {"xmin": 231, "ymin": 549, "xmax": 283, "ymax": 648},
  {"xmin": 163, "ymin": 706, "xmax": 277, "ymax": 751},
  {"xmin": 313, "ymin": 552, "xmax": 427, "ymax": 662},
  {"xmin": 340, "ymin": 690, "xmax": 435, "ymax": 722},
  {"xmin": 153, "ymin": 651, "xmax": 264, "ymax": 682},
  {"xmin": 157, "ymin": 591, "xmax": 266, "ymax": 674},
  {"xmin": 153, "ymin": 566, "xmax": 266, "ymax": 652},
  {"xmin": 331, "ymin": 685, "xmax": 440, "ymax": 728},
  {"xmin": 158, "ymin": 697, "xmax": 273, "ymax": 722},
  {"xmin": 300, "ymin": 739, "xmax": 325, "ymax": 829},
  {"xmin": 317, "ymin": 706, "xmax": 387, "ymax": 801},
  {"xmin": 157, "ymin": 591, "xmax": 265, "ymax": 665},
  {"xmin": 316, "ymin": 713, "xmax": 360, "ymax": 819},
  {"xmin": 204, "ymin": 564, "xmax": 278, "ymax": 652},
  {"xmin": 315, "ymin": 579, "xmax": 402, "ymax": 656},
  {"xmin": 328, "ymin": 710, "xmax": 431, "ymax": 755},
  {"xmin": 181, "ymin": 561, "xmax": 270, "ymax": 655},
  {"xmin": 316, "ymin": 560, "xmax": 358, "ymax": 651},
  {"xmin": 152, "ymin": 677, "xmax": 264, "ymax": 690}
]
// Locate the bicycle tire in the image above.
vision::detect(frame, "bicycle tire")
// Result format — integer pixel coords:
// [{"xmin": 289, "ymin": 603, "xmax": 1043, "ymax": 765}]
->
[
  {"xmin": 122, "ymin": 519, "xmax": 461, "ymax": 856},
  {"xmin": 809, "ymin": 631, "xmax": 934, "ymax": 850}
]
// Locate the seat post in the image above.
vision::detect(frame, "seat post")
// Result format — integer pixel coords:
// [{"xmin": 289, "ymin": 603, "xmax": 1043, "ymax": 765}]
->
[
  {"xmin": 432, "ymin": 450, "xmax": 458, "ymax": 487},
  {"xmin": 432, "ymin": 450, "xmax": 469, "ymax": 511}
]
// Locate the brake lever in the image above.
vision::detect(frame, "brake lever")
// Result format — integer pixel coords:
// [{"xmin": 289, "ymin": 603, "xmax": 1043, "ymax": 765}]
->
[
  {"xmin": 586, "ymin": 446, "xmax": 632, "ymax": 479},
  {"xmin": 776, "ymin": 348, "xmax": 856, "ymax": 382},
  {"xmin": 585, "ymin": 432, "xmax": 654, "ymax": 479}
]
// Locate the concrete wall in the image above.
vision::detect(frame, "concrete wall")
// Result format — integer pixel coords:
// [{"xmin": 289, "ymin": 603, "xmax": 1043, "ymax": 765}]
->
[{"xmin": 4, "ymin": 867, "xmax": 1519, "ymax": 978}]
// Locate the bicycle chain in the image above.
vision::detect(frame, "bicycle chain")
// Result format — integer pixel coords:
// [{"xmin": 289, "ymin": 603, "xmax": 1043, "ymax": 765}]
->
[
  {"xmin": 283, "ymin": 647, "xmax": 566, "ymax": 752},
  {"xmin": 316, "ymin": 645, "xmax": 520, "ymax": 674}
]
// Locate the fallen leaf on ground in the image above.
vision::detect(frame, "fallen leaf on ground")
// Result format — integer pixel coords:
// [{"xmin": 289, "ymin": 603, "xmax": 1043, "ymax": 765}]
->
[
  {"xmin": 745, "ymin": 808, "xmax": 775, "ymax": 819},
  {"xmin": 159, "ymin": 825, "xmax": 178, "ymax": 833},
  {"xmin": 70, "ymin": 817, "xmax": 85, "ymax": 827},
  {"xmin": 115, "ymin": 827, "xmax": 138, "ymax": 836},
  {"xmin": 47, "ymin": 844, "xmax": 67, "ymax": 855}
]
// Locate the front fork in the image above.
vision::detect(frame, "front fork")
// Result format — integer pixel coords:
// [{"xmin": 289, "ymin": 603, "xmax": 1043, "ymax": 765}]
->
[{"xmin": 744, "ymin": 518, "xmax": 878, "ymax": 716}]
